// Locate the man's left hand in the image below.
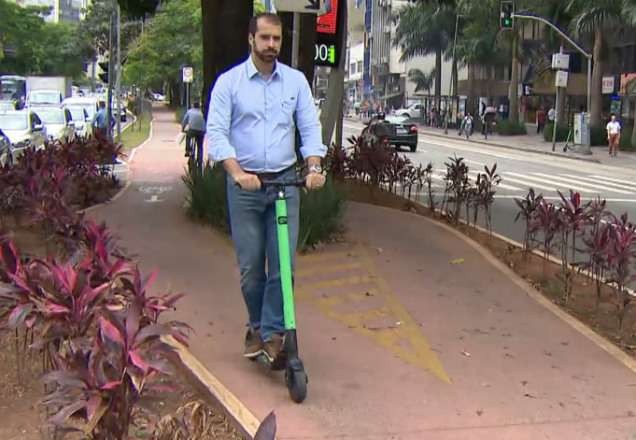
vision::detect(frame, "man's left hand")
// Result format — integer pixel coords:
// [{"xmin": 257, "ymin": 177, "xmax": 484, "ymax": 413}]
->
[{"xmin": 306, "ymin": 172, "xmax": 326, "ymax": 190}]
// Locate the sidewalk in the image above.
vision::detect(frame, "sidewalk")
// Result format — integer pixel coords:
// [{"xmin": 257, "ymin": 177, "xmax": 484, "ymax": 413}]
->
[
  {"xmin": 91, "ymin": 106, "xmax": 636, "ymax": 439},
  {"xmin": 346, "ymin": 115, "xmax": 636, "ymax": 168}
]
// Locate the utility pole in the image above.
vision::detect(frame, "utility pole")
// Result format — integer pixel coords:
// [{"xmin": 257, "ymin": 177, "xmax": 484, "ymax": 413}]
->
[
  {"xmin": 444, "ymin": 13, "xmax": 460, "ymax": 135},
  {"xmin": 106, "ymin": 7, "xmax": 115, "ymax": 140},
  {"xmin": 552, "ymin": 45, "xmax": 564, "ymax": 152},
  {"xmin": 115, "ymin": 2, "xmax": 122, "ymax": 140}
]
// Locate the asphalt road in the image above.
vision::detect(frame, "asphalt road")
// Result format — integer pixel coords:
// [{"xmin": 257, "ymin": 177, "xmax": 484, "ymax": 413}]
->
[{"xmin": 343, "ymin": 120, "xmax": 636, "ymax": 247}]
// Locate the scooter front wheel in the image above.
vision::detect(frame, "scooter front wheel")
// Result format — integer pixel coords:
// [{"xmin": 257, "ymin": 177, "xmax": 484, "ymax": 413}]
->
[{"xmin": 286, "ymin": 365, "xmax": 308, "ymax": 403}]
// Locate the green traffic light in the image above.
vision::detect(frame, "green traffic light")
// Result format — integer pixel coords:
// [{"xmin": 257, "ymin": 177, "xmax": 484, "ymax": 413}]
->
[{"xmin": 328, "ymin": 45, "xmax": 336, "ymax": 64}]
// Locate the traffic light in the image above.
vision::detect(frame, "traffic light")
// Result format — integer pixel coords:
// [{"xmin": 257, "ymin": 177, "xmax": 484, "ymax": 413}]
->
[
  {"xmin": 98, "ymin": 60, "xmax": 109, "ymax": 84},
  {"xmin": 500, "ymin": 1, "xmax": 514, "ymax": 29}
]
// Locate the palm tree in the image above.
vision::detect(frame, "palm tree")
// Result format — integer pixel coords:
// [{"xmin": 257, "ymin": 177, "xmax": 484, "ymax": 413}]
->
[
  {"xmin": 567, "ymin": 0, "xmax": 625, "ymax": 128},
  {"xmin": 408, "ymin": 68, "xmax": 436, "ymax": 96},
  {"xmin": 394, "ymin": 2, "xmax": 455, "ymax": 110}
]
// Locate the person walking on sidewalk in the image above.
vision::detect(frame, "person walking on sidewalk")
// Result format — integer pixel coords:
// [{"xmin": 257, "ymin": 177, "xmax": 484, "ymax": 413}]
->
[
  {"xmin": 536, "ymin": 107, "xmax": 546, "ymax": 134},
  {"xmin": 606, "ymin": 113, "xmax": 622, "ymax": 157},
  {"xmin": 181, "ymin": 102, "xmax": 206, "ymax": 158},
  {"xmin": 207, "ymin": 12, "xmax": 327, "ymax": 364}
]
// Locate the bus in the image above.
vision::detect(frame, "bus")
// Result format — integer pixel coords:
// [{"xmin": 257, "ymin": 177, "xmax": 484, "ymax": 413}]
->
[{"xmin": 0, "ymin": 75, "xmax": 27, "ymax": 109}]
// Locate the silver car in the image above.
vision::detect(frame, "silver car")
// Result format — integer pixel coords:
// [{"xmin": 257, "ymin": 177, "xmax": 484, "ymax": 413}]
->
[
  {"xmin": 0, "ymin": 110, "xmax": 47, "ymax": 162},
  {"xmin": 32, "ymin": 106, "xmax": 75, "ymax": 143}
]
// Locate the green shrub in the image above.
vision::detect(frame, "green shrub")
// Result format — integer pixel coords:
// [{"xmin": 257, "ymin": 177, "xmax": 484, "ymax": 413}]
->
[
  {"xmin": 496, "ymin": 119, "xmax": 527, "ymax": 135},
  {"xmin": 590, "ymin": 127, "xmax": 607, "ymax": 146},
  {"xmin": 183, "ymin": 163, "xmax": 230, "ymax": 233},
  {"xmin": 620, "ymin": 125, "xmax": 636, "ymax": 150},
  {"xmin": 183, "ymin": 165, "xmax": 345, "ymax": 251},
  {"xmin": 298, "ymin": 176, "xmax": 345, "ymax": 250},
  {"xmin": 543, "ymin": 122, "xmax": 569, "ymax": 142}
]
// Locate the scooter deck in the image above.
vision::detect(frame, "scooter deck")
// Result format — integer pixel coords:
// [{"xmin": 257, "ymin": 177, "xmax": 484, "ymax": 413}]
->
[{"xmin": 252, "ymin": 351, "xmax": 287, "ymax": 371}]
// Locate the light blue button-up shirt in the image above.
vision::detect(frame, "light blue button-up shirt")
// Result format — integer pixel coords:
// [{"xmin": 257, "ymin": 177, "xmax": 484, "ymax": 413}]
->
[{"xmin": 207, "ymin": 56, "xmax": 326, "ymax": 173}]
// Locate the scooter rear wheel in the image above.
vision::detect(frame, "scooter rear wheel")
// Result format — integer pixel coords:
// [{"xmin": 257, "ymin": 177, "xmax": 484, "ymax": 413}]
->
[{"xmin": 286, "ymin": 367, "xmax": 308, "ymax": 403}]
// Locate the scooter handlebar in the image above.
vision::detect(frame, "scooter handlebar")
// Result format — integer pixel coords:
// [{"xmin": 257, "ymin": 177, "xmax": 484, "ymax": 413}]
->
[{"xmin": 259, "ymin": 178, "xmax": 306, "ymax": 188}]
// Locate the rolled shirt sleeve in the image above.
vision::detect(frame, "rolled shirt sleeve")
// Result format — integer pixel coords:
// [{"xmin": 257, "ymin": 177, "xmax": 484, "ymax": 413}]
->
[
  {"xmin": 207, "ymin": 74, "xmax": 237, "ymax": 162},
  {"xmin": 295, "ymin": 73, "xmax": 327, "ymax": 160}
]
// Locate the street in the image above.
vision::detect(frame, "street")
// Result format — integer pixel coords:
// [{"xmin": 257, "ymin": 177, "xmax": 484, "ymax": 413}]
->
[{"xmin": 343, "ymin": 120, "xmax": 636, "ymax": 246}]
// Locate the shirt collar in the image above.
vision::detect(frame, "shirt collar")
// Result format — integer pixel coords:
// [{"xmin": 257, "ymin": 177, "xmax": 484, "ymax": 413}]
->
[{"xmin": 246, "ymin": 55, "xmax": 280, "ymax": 80}]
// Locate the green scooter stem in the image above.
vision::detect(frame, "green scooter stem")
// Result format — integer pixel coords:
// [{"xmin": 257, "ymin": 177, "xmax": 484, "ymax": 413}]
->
[{"xmin": 275, "ymin": 189, "xmax": 296, "ymax": 331}]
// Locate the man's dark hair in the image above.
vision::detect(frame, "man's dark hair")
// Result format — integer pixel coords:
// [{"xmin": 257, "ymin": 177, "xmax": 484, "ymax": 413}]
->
[
  {"xmin": 193, "ymin": 102, "xmax": 200, "ymax": 108},
  {"xmin": 249, "ymin": 13, "xmax": 282, "ymax": 36},
  {"xmin": 98, "ymin": 101, "xmax": 106, "ymax": 108}
]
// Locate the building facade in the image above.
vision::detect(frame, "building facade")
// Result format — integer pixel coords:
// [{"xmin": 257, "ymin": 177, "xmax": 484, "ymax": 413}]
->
[{"xmin": 13, "ymin": 0, "xmax": 88, "ymax": 23}]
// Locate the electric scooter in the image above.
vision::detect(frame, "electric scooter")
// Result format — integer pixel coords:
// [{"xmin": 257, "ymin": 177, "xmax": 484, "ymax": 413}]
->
[{"xmin": 249, "ymin": 178, "xmax": 308, "ymax": 403}]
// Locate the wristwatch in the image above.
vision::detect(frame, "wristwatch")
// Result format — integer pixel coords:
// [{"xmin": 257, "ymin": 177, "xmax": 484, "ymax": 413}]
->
[{"xmin": 308, "ymin": 164, "xmax": 323, "ymax": 174}]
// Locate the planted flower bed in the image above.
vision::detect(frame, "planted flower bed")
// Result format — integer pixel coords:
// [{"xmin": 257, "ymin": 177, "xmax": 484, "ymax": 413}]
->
[
  {"xmin": 328, "ymin": 130, "xmax": 636, "ymax": 354},
  {"xmin": 0, "ymin": 136, "xmax": 246, "ymax": 439}
]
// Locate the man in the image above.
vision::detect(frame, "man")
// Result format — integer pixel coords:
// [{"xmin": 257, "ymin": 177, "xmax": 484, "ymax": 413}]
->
[
  {"xmin": 207, "ymin": 13, "xmax": 327, "ymax": 364},
  {"xmin": 181, "ymin": 102, "xmax": 206, "ymax": 158},
  {"xmin": 92, "ymin": 101, "xmax": 113, "ymax": 138},
  {"xmin": 536, "ymin": 107, "xmax": 546, "ymax": 134},
  {"xmin": 606, "ymin": 113, "xmax": 622, "ymax": 157}
]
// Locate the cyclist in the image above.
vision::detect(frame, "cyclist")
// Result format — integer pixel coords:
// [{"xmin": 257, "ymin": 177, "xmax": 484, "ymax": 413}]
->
[{"xmin": 181, "ymin": 102, "xmax": 206, "ymax": 160}]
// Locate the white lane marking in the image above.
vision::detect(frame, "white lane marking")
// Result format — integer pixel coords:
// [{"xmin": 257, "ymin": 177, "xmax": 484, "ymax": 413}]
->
[
  {"xmin": 500, "ymin": 174, "xmax": 560, "ymax": 192},
  {"xmin": 561, "ymin": 174, "xmax": 636, "ymax": 192},
  {"xmin": 531, "ymin": 173, "xmax": 634, "ymax": 195},
  {"xmin": 591, "ymin": 175, "xmax": 636, "ymax": 186},
  {"xmin": 465, "ymin": 159, "xmax": 486, "ymax": 167},
  {"xmin": 505, "ymin": 172, "xmax": 608, "ymax": 194}
]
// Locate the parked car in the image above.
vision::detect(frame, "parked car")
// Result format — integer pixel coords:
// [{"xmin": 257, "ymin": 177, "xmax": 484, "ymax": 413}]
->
[
  {"xmin": 32, "ymin": 106, "xmax": 75, "ymax": 143},
  {"xmin": 0, "ymin": 110, "xmax": 46, "ymax": 161},
  {"xmin": 0, "ymin": 128, "xmax": 11, "ymax": 166},
  {"xmin": 364, "ymin": 115, "xmax": 419, "ymax": 152},
  {"xmin": 394, "ymin": 103, "xmax": 423, "ymax": 119},
  {"xmin": 64, "ymin": 105, "xmax": 91, "ymax": 137}
]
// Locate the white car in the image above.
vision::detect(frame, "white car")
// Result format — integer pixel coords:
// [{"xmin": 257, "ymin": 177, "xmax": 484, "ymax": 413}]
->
[
  {"xmin": 395, "ymin": 103, "xmax": 423, "ymax": 119},
  {"xmin": 0, "ymin": 110, "xmax": 47, "ymax": 162},
  {"xmin": 62, "ymin": 97, "xmax": 99, "ymax": 125},
  {"xmin": 64, "ymin": 105, "xmax": 91, "ymax": 137},
  {"xmin": 32, "ymin": 106, "xmax": 75, "ymax": 143},
  {"xmin": 27, "ymin": 89, "xmax": 64, "ymax": 107}
]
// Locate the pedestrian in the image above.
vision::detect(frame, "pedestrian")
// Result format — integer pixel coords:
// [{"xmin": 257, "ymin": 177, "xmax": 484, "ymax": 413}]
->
[
  {"xmin": 606, "ymin": 113, "xmax": 622, "ymax": 157},
  {"xmin": 548, "ymin": 106, "xmax": 556, "ymax": 124},
  {"xmin": 536, "ymin": 107, "xmax": 546, "ymax": 134},
  {"xmin": 460, "ymin": 112, "xmax": 474, "ymax": 139},
  {"xmin": 207, "ymin": 12, "xmax": 327, "ymax": 364},
  {"xmin": 92, "ymin": 101, "xmax": 113, "ymax": 138},
  {"xmin": 181, "ymin": 101, "xmax": 206, "ymax": 158}
]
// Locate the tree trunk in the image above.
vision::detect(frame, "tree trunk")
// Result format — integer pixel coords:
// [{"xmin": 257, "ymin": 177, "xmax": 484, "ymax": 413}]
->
[
  {"xmin": 508, "ymin": 30, "xmax": 519, "ymax": 123},
  {"xmin": 590, "ymin": 29, "xmax": 603, "ymax": 128},
  {"xmin": 319, "ymin": 0, "xmax": 347, "ymax": 146},
  {"xmin": 632, "ymin": 98, "xmax": 636, "ymax": 146},
  {"xmin": 466, "ymin": 64, "xmax": 476, "ymax": 116},
  {"xmin": 435, "ymin": 48, "xmax": 442, "ymax": 110},
  {"xmin": 201, "ymin": 0, "xmax": 252, "ymax": 118},
  {"xmin": 557, "ymin": 83, "xmax": 567, "ymax": 124}
]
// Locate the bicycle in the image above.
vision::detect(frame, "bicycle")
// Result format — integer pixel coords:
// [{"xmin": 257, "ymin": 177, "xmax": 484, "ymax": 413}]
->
[{"xmin": 186, "ymin": 131, "xmax": 204, "ymax": 175}]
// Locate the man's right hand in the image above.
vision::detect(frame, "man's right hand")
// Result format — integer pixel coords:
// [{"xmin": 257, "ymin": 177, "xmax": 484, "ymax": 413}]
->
[{"xmin": 234, "ymin": 172, "xmax": 261, "ymax": 191}]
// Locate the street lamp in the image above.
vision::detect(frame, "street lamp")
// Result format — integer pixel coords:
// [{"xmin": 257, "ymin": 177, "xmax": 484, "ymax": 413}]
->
[{"xmin": 444, "ymin": 13, "xmax": 462, "ymax": 135}]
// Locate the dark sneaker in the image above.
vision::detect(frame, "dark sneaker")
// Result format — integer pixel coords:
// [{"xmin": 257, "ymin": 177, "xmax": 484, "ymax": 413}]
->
[
  {"xmin": 263, "ymin": 334, "xmax": 286, "ymax": 369},
  {"xmin": 244, "ymin": 328, "xmax": 263, "ymax": 358}
]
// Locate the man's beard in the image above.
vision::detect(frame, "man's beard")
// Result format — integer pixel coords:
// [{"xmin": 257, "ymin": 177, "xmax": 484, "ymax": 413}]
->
[{"xmin": 254, "ymin": 47, "xmax": 278, "ymax": 63}]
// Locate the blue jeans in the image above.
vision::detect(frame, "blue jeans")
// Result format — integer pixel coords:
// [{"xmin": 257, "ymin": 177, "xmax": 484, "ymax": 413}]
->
[{"xmin": 226, "ymin": 168, "xmax": 300, "ymax": 341}]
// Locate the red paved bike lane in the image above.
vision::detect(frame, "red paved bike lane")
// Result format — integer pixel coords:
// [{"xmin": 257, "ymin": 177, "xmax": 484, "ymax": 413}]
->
[{"xmin": 90, "ymin": 106, "xmax": 636, "ymax": 439}]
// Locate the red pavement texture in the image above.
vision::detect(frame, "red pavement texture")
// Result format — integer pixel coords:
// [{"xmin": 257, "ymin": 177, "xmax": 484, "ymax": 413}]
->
[{"xmin": 90, "ymin": 106, "xmax": 636, "ymax": 439}]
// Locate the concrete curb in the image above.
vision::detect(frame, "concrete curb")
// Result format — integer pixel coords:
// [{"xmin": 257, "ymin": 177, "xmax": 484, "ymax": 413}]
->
[
  {"xmin": 416, "ymin": 128, "xmax": 601, "ymax": 164},
  {"xmin": 161, "ymin": 335, "xmax": 262, "ymax": 439}
]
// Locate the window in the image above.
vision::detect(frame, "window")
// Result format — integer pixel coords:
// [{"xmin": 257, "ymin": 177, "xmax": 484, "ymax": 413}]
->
[
  {"xmin": 350, "ymin": 63, "xmax": 356, "ymax": 74},
  {"xmin": 357, "ymin": 61, "xmax": 363, "ymax": 72}
]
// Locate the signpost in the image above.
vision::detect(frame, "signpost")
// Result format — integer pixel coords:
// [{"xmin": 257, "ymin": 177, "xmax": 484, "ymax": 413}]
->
[
  {"xmin": 274, "ymin": 0, "xmax": 322, "ymax": 13},
  {"xmin": 182, "ymin": 66, "xmax": 193, "ymax": 109}
]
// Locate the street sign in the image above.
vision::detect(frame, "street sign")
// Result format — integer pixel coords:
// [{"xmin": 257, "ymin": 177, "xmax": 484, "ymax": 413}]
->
[
  {"xmin": 274, "ymin": 0, "xmax": 322, "ymax": 14},
  {"xmin": 602, "ymin": 76, "xmax": 615, "ymax": 94},
  {"xmin": 500, "ymin": 1, "xmax": 513, "ymax": 29},
  {"xmin": 555, "ymin": 70, "xmax": 569, "ymax": 88},
  {"xmin": 182, "ymin": 66, "xmax": 193, "ymax": 83},
  {"xmin": 551, "ymin": 53, "xmax": 570, "ymax": 70}
]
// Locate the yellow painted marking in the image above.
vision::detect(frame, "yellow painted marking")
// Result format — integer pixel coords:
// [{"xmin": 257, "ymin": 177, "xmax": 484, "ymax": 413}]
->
[
  {"xmin": 297, "ymin": 246, "xmax": 450, "ymax": 383},
  {"xmin": 304, "ymin": 274, "xmax": 375, "ymax": 291},
  {"xmin": 295, "ymin": 261, "xmax": 362, "ymax": 278}
]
